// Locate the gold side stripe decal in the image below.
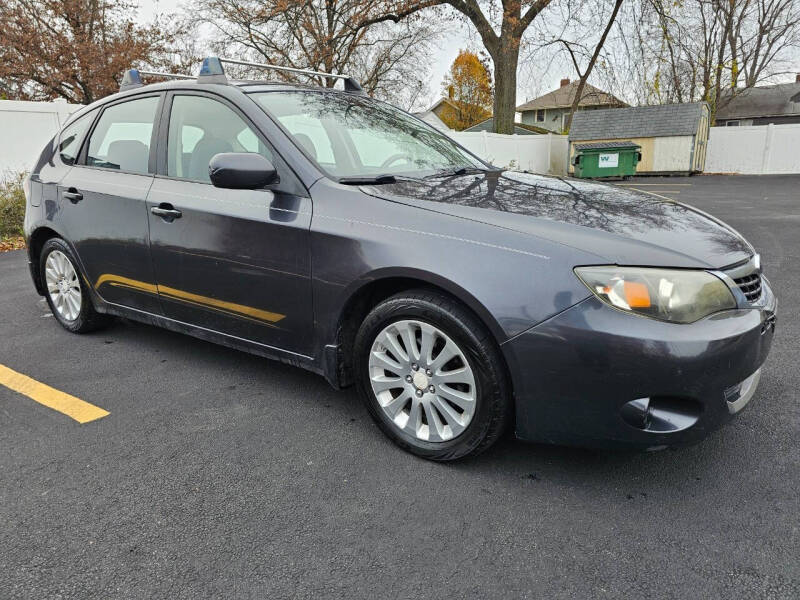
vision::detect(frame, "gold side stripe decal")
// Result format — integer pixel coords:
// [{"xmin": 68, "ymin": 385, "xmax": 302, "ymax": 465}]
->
[
  {"xmin": 158, "ymin": 285, "xmax": 285, "ymax": 323},
  {"xmin": 95, "ymin": 273, "xmax": 158, "ymax": 294},
  {"xmin": 0, "ymin": 364, "xmax": 110, "ymax": 423},
  {"xmin": 94, "ymin": 274, "xmax": 285, "ymax": 324}
]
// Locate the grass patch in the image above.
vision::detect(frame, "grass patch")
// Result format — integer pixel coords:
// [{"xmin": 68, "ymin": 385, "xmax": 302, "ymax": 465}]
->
[{"xmin": 0, "ymin": 171, "xmax": 27, "ymax": 250}]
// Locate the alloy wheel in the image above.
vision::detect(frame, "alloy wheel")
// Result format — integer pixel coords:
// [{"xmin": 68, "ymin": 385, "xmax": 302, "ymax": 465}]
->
[
  {"xmin": 368, "ymin": 319, "xmax": 477, "ymax": 442},
  {"xmin": 45, "ymin": 250, "xmax": 82, "ymax": 321}
]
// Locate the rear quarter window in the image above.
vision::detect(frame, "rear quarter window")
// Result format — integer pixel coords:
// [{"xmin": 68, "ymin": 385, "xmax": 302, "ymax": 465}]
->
[{"xmin": 57, "ymin": 110, "xmax": 97, "ymax": 165}]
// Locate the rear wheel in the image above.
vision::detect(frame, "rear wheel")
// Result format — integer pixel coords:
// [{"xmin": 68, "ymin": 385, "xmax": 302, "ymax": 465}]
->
[
  {"xmin": 40, "ymin": 238, "xmax": 111, "ymax": 333},
  {"xmin": 354, "ymin": 289, "xmax": 511, "ymax": 461}
]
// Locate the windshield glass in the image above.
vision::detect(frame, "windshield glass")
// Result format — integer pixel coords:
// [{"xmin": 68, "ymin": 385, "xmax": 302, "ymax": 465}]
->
[{"xmin": 251, "ymin": 91, "xmax": 486, "ymax": 178}]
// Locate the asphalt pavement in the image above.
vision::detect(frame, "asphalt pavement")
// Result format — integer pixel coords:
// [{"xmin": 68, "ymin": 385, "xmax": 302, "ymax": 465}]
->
[{"xmin": 1, "ymin": 175, "xmax": 798, "ymax": 599}]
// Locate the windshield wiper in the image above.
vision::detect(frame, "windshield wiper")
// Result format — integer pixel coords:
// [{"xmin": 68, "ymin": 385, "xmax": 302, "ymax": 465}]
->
[
  {"xmin": 338, "ymin": 173, "xmax": 429, "ymax": 185},
  {"xmin": 424, "ymin": 166, "xmax": 489, "ymax": 179}
]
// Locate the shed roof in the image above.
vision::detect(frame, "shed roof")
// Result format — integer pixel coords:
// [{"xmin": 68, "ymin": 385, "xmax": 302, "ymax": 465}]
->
[
  {"xmin": 574, "ymin": 141, "xmax": 640, "ymax": 151},
  {"xmin": 516, "ymin": 81, "xmax": 626, "ymax": 112},
  {"xmin": 715, "ymin": 82, "xmax": 800, "ymax": 120},
  {"xmin": 569, "ymin": 102, "xmax": 708, "ymax": 140}
]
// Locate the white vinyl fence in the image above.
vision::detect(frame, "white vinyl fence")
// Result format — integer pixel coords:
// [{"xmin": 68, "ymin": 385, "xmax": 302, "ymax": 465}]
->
[
  {"xmin": 448, "ymin": 131, "xmax": 569, "ymax": 176},
  {"xmin": 0, "ymin": 99, "xmax": 80, "ymax": 174},
  {"xmin": 705, "ymin": 123, "xmax": 800, "ymax": 174}
]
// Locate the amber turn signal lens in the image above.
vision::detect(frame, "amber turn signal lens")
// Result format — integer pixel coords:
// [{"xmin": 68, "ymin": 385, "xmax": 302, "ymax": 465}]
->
[
  {"xmin": 623, "ymin": 281, "xmax": 651, "ymax": 308},
  {"xmin": 574, "ymin": 266, "xmax": 736, "ymax": 323}
]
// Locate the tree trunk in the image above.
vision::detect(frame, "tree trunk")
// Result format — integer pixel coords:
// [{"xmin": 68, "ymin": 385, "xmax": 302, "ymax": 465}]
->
[{"xmin": 492, "ymin": 43, "xmax": 519, "ymax": 134}]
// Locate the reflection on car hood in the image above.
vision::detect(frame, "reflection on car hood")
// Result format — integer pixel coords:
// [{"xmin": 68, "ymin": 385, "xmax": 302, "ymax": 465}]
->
[{"xmin": 361, "ymin": 171, "xmax": 753, "ymax": 269}]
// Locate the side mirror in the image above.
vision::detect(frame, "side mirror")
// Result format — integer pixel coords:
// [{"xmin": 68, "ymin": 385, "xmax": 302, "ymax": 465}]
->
[{"xmin": 208, "ymin": 152, "xmax": 278, "ymax": 189}]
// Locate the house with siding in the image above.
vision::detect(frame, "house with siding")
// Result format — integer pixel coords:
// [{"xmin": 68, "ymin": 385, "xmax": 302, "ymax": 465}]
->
[
  {"xmin": 516, "ymin": 79, "xmax": 627, "ymax": 133},
  {"xmin": 412, "ymin": 106, "xmax": 452, "ymax": 132},
  {"xmin": 568, "ymin": 102, "xmax": 710, "ymax": 175},
  {"xmin": 715, "ymin": 76, "xmax": 800, "ymax": 126}
]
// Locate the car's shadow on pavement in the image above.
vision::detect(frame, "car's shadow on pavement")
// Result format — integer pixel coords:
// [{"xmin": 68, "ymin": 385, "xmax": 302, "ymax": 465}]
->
[{"xmin": 96, "ymin": 314, "xmax": 752, "ymax": 496}]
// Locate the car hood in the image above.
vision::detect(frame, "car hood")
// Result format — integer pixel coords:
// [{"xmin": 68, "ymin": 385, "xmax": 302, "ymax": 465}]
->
[{"xmin": 361, "ymin": 171, "xmax": 753, "ymax": 269}]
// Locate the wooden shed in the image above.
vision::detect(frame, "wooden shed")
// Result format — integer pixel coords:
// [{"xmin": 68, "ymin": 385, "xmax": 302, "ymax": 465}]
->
[{"xmin": 568, "ymin": 102, "xmax": 710, "ymax": 175}]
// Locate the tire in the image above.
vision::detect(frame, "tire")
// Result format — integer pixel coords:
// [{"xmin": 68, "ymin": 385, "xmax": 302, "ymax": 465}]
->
[
  {"xmin": 354, "ymin": 289, "xmax": 511, "ymax": 461},
  {"xmin": 40, "ymin": 237, "xmax": 111, "ymax": 333}
]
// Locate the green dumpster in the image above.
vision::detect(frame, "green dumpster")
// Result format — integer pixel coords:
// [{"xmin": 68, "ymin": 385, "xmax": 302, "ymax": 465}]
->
[{"xmin": 572, "ymin": 141, "xmax": 641, "ymax": 179}]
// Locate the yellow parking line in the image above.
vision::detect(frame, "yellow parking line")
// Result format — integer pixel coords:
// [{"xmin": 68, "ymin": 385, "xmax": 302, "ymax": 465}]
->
[{"xmin": 0, "ymin": 364, "xmax": 109, "ymax": 423}]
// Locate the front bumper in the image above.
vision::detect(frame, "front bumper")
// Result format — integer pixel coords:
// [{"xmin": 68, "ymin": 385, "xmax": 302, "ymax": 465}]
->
[{"xmin": 502, "ymin": 277, "xmax": 777, "ymax": 449}]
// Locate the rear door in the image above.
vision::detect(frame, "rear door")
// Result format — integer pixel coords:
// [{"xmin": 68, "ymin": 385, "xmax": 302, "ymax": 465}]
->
[
  {"xmin": 147, "ymin": 90, "xmax": 313, "ymax": 355},
  {"xmin": 57, "ymin": 93, "xmax": 163, "ymax": 314}
]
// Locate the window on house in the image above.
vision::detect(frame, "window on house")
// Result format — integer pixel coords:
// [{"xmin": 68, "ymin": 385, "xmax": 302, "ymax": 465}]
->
[{"xmin": 536, "ymin": 109, "xmax": 545, "ymax": 122}]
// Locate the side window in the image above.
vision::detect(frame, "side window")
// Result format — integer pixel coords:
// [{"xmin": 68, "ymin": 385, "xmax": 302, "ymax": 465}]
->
[
  {"xmin": 167, "ymin": 95, "xmax": 273, "ymax": 183},
  {"xmin": 58, "ymin": 110, "xmax": 96, "ymax": 165},
  {"xmin": 86, "ymin": 96, "xmax": 159, "ymax": 174}
]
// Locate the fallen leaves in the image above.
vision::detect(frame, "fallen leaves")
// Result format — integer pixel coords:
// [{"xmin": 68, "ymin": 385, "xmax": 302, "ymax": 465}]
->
[{"xmin": 0, "ymin": 236, "xmax": 25, "ymax": 252}]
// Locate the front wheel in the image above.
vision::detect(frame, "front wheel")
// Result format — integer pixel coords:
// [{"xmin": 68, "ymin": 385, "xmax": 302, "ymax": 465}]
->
[{"xmin": 354, "ymin": 290, "xmax": 511, "ymax": 461}]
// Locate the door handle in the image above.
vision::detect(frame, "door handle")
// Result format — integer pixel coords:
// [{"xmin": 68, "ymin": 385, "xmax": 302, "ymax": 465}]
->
[
  {"xmin": 63, "ymin": 188, "xmax": 83, "ymax": 203},
  {"xmin": 150, "ymin": 204, "xmax": 182, "ymax": 222}
]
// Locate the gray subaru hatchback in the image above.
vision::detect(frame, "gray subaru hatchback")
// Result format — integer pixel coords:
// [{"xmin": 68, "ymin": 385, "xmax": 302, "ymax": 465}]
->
[{"xmin": 24, "ymin": 57, "xmax": 776, "ymax": 460}]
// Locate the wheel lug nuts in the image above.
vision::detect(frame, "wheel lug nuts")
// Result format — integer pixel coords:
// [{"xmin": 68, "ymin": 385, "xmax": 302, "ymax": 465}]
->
[
  {"xmin": 426, "ymin": 369, "xmax": 432, "ymax": 376},
  {"xmin": 405, "ymin": 375, "xmax": 413, "ymax": 383},
  {"xmin": 428, "ymin": 385, "xmax": 435, "ymax": 393},
  {"xmin": 415, "ymin": 389, "xmax": 423, "ymax": 397},
  {"xmin": 411, "ymin": 363, "xmax": 418, "ymax": 371}
]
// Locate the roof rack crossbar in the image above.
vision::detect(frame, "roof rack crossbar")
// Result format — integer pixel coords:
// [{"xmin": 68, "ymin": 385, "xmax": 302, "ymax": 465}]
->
[
  {"xmin": 121, "ymin": 58, "xmax": 366, "ymax": 94},
  {"xmin": 120, "ymin": 68, "xmax": 195, "ymax": 92},
  {"xmin": 138, "ymin": 70, "xmax": 195, "ymax": 80},
  {"xmin": 216, "ymin": 57, "xmax": 365, "ymax": 93}
]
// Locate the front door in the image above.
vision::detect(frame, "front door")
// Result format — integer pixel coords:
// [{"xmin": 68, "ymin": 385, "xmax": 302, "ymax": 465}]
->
[
  {"xmin": 57, "ymin": 94, "xmax": 163, "ymax": 314},
  {"xmin": 147, "ymin": 92, "xmax": 313, "ymax": 355}
]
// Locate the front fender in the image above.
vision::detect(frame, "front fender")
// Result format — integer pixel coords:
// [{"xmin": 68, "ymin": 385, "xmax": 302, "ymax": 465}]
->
[
  {"xmin": 335, "ymin": 265, "xmax": 509, "ymax": 344},
  {"xmin": 309, "ymin": 180, "xmax": 595, "ymax": 351}
]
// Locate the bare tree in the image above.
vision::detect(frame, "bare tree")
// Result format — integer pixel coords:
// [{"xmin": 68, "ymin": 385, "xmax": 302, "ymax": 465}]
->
[
  {"xmin": 608, "ymin": 0, "xmax": 800, "ymax": 116},
  {"xmin": 555, "ymin": 0, "xmax": 625, "ymax": 131},
  {"xmin": 194, "ymin": 0, "xmax": 439, "ymax": 109},
  {"xmin": 734, "ymin": 0, "xmax": 800, "ymax": 88}
]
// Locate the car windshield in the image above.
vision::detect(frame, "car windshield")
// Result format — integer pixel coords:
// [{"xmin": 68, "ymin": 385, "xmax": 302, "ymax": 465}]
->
[{"xmin": 251, "ymin": 91, "xmax": 486, "ymax": 179}]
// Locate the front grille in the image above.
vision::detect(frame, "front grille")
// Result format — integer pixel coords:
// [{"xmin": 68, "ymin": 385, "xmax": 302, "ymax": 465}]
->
[{"xmin": 733, "ymin": 272, "xmax": 762, "ymax": 302}]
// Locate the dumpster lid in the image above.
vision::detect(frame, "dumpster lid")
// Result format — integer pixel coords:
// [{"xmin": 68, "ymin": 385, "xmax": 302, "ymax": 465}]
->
[{"xmin": 573, "ymin": 141, "xmax": 641, "ymax": 151}]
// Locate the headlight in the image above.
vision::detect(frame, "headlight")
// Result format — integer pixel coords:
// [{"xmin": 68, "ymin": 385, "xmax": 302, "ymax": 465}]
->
[{"xmin": 574, "ymin": 266, "xmax": 736, "ymax": 323}]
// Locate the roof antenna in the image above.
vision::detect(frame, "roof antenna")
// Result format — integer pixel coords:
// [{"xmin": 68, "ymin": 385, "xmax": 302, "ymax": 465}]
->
[{"xmin": 198, "ymin": 57, "xmax": 228, "ymax": 84}]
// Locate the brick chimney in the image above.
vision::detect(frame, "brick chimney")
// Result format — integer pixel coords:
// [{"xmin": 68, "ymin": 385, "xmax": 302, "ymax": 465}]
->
[{"xmin": 560, "ymin": 78, "xmax": 571, "ymax": 88}]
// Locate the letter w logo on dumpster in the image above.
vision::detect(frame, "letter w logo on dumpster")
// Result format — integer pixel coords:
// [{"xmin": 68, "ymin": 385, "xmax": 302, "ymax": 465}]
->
[{"xmin": 598, "ymin": 153, "xmax": 619, "ymax": 168}]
